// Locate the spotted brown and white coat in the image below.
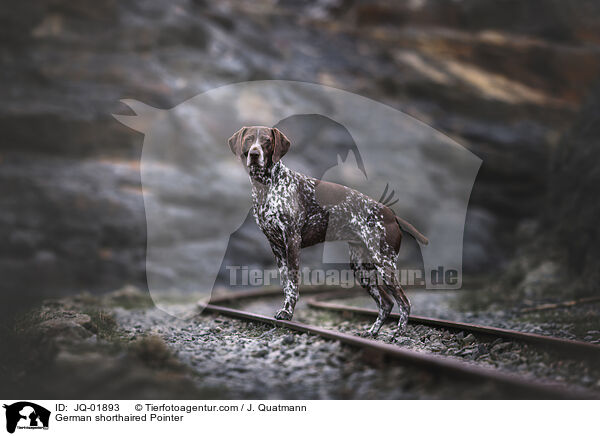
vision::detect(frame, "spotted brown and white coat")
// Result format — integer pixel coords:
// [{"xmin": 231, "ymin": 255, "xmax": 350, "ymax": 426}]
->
[{"xmin": 228, "ymin": 126, "xmax": 429, "ymax": 336}]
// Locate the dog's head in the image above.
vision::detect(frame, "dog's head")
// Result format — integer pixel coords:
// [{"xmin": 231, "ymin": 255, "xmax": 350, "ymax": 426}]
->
[{"xmin": 228, "ymin": 126, "xmax": 290, "ymax": 177}]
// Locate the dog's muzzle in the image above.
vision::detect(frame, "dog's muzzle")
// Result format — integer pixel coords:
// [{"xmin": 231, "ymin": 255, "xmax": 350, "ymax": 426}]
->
[{"xmin": 247, "ymin": 145, "xmax": 264, "ymax": 167}]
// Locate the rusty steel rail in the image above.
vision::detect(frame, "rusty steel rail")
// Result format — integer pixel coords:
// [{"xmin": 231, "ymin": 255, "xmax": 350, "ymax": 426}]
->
[
  {"xmin": 202, "ymin": 303, "xmax": 598, "ymax": 399},
  {"xmin": 520, "ymin": 295, "xmax": 600, "ymax": 313},
  {"xmin": 306, "ymin": 298, "xmax": 600, "ymax": 359},
  {"xmin": 209, "ymin": 286, "xmax": 335, "ymax": 305},
  {"xmin": 210, "ymin": 286, "xmax": 600, "ymax": 357}
]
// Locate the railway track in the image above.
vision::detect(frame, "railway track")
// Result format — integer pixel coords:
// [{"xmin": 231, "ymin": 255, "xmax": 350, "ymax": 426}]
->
[
  {"xmin": 306, "ymin": 293, "xmax": 600, "ymax": 359},
  {"xmin": 201, "ymin": 287, "xmax": 600, "ymax": 399}
]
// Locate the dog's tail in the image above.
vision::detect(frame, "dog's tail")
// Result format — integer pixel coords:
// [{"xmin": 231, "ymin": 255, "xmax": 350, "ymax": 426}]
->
[{"xmin": 395, "ymin": 216, "xmax": 429, "ymax": 245}]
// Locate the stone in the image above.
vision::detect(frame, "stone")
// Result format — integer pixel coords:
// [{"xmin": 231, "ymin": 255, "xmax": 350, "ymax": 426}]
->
[
  {"xmin": 252, "ymin": 349, "xmax": 269, "ymax": 358},
  {"xmin": 491, "ymin": 342, "xmax": 512, "ymax": 353},
  {"xmin": 463, "ymin": 334, "xmax": 476, "ymax": 344},
  {"xmin": 38, "ymin": 319, "xmax": 93, "ymax": 340},
  {"xmin": 282, "ymin": 334, "xmax": 295, "ymax": 345}
]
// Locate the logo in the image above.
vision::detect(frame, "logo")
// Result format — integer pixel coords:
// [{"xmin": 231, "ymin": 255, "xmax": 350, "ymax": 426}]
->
[
  {"xmin": 3, "ymin": 402, "xmax": 50, "ymax": 434},
  {"xmin": 113, "ymin": 80, "xmax": 481, "ymax": 316}
]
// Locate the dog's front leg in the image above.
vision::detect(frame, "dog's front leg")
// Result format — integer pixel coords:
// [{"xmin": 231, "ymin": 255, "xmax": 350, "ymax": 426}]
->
[{"xmin": 272, "ymin": 233, "xmax": 301, "ymax": 321}]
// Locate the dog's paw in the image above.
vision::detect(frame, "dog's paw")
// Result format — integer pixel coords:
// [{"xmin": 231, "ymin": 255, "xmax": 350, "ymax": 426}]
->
[
  {"xmin": 359, "ymin": 329, "xmax": 377, "ymax": 338},
  {"xmin": 274, "ymin": 308, "xmax": 293, "ymax": 321}
]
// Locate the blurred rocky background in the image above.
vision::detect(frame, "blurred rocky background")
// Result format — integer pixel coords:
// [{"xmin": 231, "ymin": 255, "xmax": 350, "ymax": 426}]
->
[{"xmin": 1, "ymin": 0, "xmax": 599, "ymax": 346}]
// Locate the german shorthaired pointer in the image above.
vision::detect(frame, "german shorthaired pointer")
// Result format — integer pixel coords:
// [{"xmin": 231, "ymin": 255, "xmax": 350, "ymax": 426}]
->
[{"xmin": 228, "ymin": 126, "xmax": 428, "ymax": 336}]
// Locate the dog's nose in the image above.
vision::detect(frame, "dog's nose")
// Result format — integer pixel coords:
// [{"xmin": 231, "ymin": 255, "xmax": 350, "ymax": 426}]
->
[{"xmin": 248, "ymin": 149, "xmax": 262, "ymax": 163}]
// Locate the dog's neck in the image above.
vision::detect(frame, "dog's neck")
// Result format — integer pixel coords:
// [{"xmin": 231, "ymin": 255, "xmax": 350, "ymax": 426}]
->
[
  {"xmin": 250, "ymin": 161, "xmax": 284, "ymax": 186},
  {"xmin": 250, "ymin": 161, "xmax": 286, "ymax": 202}
]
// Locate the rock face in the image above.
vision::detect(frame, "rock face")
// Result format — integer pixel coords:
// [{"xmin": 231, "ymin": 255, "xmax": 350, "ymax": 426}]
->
[
  {"xmin": 2, "ymin": 0, "xmax": 599, "ymax": 299},
  {"xmin": 547, "ymin": 84, "xmax": 600, "ymax": 292}
]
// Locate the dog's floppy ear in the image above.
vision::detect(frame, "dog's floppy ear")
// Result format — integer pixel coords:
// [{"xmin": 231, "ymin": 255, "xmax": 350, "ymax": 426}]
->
[
  {"xmin": 271, "ymin": 128, "xmax": 290, "ymax": 163},
  {"xmin": 228, "ymin": 127, "xmax": 247, "ymax": 156}
]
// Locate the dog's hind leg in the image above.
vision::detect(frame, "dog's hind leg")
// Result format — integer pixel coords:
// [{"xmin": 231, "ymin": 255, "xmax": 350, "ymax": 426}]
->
[
  {"xmin": 377, "ymin": 249, "xmax": 411, "ymax": 335},
  {"xmin": 349, "ymin": 243, "xmax": 394, "ymax": 337},
  {"xmin": 366, "ymin": 284, "xmax": 394, "ymax": 337},
  {"xmin": 386, "ymin": 280, "xmax": 411, "ymax": 334}
]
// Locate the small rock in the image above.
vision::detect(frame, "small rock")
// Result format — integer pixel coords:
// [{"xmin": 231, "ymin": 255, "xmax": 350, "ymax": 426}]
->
[
  {"xmin": 581, "ymin": 376, "xmax": 593, "ymax": 384},
  {"xmin": 326, "ymin": 356, "xmax": 340, "ymax": 367},
  {"xmin": 252, "ymin": 349, "xmax": 269, "ymax": 358},
  {"xmin": 38, "ymin": 319, "xmax": 92, "ymax": 340},
  {"xmin": 55, "ymin": 350, "xmax": 106, "ymax": 367},
  {"xmin": 282, "ymin": 334, "xmax": 294, "ymax": 345},
  {"xmin": 472, "ymin": 344, "xmax": 488, "ymax": 359},
  {"xmin": 491, "ymin": 342, "xmax": 511, "ymax": 353},
  {"xmin": 463, "ymin": 334, "xmax": 476, "ymax": 344},
  {"xmin": 504, "ymin": 352, "xmax": 520, "ymax": 361},
  {"xmin": 62, "ymin": 312, "xmax": 92, "ymax": 328},
  {"xmin": 396, "ymin": 337, "xmax": 412, "ymax": 346},
  {"xmin": 456, "ymin": 348, "xmax": 472, "ymax": 357}
]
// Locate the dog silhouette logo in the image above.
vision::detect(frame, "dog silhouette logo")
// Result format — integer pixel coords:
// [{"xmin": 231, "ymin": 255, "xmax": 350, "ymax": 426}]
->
[
  {"xmin": 3, "ymin": 402, "xmax": 50, "ymax": 433},
  {"xmin": 113, "ymin": 80, "xmax": 481, "ymax": 318}
]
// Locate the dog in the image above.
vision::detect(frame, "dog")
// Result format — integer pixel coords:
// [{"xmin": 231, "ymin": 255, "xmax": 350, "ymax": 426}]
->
[{"xmin": 228, "ymin": 126, "xmax": 428, "ymax": 336}]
